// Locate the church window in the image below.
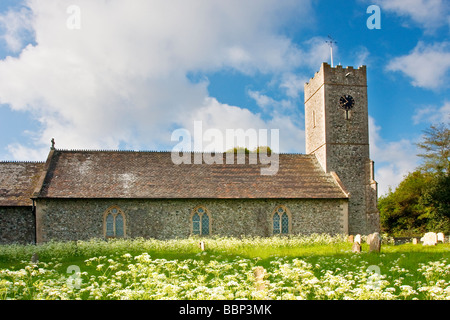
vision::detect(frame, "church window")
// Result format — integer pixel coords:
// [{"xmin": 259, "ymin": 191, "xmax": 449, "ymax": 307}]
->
[
  {"xmin": 103, "ymin": 206, "xmax": 126, "ymax": 238},
  {"xmin": 192, "ymin": 213, "xmax": 201, "ymax": 235},
  {"xmin": 272, "ymin": 206, "xmax": 291, "ymax": 235},
  {"xmin": 273, "ymin": 213, "xmax": 280, "ymax": 234},
  {"xmin": 201, "ymin": 214, "xmax": 209, "ymax": 235},
  {"xmin": 191, "ymin": 207, "xmax": 211, "ymax": 236},
  {"xmin": 281, "ymin": 212, "xmax": 289, "ymax": 234},
  {"xmin": 106, "ymin": 213, "xmax": 114, "ymax": 237}
]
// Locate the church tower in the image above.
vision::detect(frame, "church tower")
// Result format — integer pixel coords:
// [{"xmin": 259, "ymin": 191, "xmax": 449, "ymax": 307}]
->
[{"xmin": 304, "ymin": 62, "xmax": 379, "ymax": 235}]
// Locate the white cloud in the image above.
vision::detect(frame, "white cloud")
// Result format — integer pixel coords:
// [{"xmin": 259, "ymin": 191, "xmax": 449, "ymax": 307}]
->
[
  {"xmin": 386, "ymin": 41, "xmax": 450, "ymax": 90},
  {"xmin": 412, "ymin": 101, "xmax": 450, "ymax": 124},
  {"xmin": 369, "ymin": 116, "xmax": 420, "ymax": 195},
  {"xmin": 179, "ymin": 97, "xmax": 304, "ymax": 153},
  {"xmin": 300, "ymin": 36, "xmax": 334, "ymax": 69},
  {"xmin": 0, "ymin": 0, "xmax": 314, "ymax": 159},
  {"xmin": 374, "ymin": 0, "xmax": 450, "ymax": 31},
  {"xmin": 279, "ymin": 73, "xmax": 308, "ymax": 99},
  {"xmin": 353, "ymin": 46, "xmax": 370, "ymax": 68},
  {"xmin": 6, "ymin": 143, "xmax": 48, "ymax": 162},
  {"xmin": 0, "ymin": 6, "xmax": 34, "ymax": 52}
]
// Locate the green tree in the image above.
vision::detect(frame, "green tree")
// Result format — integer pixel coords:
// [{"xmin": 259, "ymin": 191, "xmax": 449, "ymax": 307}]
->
[
  {"xmin": 226, "ymin": 147, "xmax": 250, "ymax": 154},
  {"xmin": 378, "ymin": 170, "xmax": 431, "ymax": 236},
  {"xmin": 420, "ymin": 173, "xmax": 450, "ymax": 233},
  {"xmin": 415, "ymin": 123, "xmax": 449, "ymax": 174},
  {"xmin": 225, "ymin": 146, "xmax": 273, "ymax": 154},
  {"xmin": 379, "ymin": 123, "xmax": 450, "ymax": 235}
]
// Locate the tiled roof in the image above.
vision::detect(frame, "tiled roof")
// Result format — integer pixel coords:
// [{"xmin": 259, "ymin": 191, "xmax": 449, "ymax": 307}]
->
[
  {"xmin": 0, "ymin": 162, "xmax": 45, "ymax": 206},
  {"xmin": 34, "ymin": 150, "xmax": 348, "ymax": 199}
]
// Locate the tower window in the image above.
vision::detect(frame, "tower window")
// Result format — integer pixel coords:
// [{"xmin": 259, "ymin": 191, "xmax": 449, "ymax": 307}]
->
[
  {"xmin": 191, "ymin": 207, "xmax": 211, "ymax": 236},
  {"xmin": 104, "ymin": 206, "xmax": 126, "ymax": 238}
]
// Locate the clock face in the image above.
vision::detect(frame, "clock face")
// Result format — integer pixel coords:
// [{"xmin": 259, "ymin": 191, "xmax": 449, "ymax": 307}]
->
[{"xmin": 339, "ymin": 95, "xmax": 355, "ymax": 111}]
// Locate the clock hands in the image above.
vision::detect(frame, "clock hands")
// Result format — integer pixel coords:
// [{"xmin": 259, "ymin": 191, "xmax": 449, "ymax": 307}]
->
[{"xmin": 339, "ymin": 95, "xmax": 354, "ymax": 120}]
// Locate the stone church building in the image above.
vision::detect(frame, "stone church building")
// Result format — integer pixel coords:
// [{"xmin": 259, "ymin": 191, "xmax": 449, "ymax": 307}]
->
[{"xmin": 0, "ymin": 63, "xmax": 379, "ymax": 244}]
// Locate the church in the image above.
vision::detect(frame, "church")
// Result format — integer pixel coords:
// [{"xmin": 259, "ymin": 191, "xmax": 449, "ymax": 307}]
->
[{"xmin": 0, "ymin": 63, "xmax": 380, "ymax": 244}]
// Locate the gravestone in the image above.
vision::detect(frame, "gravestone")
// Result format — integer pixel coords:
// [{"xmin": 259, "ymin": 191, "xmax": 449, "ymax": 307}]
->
[
  {"xmin": 253, "ymin": 266, "xmax": 266, "ymax": 290},
  {"xmin": 437, "ymin": 233, "xmax": 444, "ymax": 243},
  {"xmin": 354, "ymin": 234, "xmax": 361, "ymax": 244},
  {"xmin": 421, "ymin": 232, "xmax": 437, "ymax": 246},
  {"xmin": 31, "ymin": 253, "xmax": 39, "ymax": 263},
  {"xmin": 199, "ymin": 241, "xmax": 205, "ymax": 251},
  {"xmin": 367, "ymin": 232, "xmax": 381, "ymax": 252},
  {"xmin": 348, "ymin": 235, "xmax": 354, "ymax": 243},
  {"xmin": 412, "ymin": 238, "xmax": 418, "ymax": 245},
  {"xmin": 352, "ymin": 242, "xmax": 361, "ymax": 253}
]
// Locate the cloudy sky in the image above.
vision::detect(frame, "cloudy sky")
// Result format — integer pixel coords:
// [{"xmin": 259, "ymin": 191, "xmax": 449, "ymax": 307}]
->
[{"xmin": 0, "ymin": 0, "xmax": 449, "ymax": 196}]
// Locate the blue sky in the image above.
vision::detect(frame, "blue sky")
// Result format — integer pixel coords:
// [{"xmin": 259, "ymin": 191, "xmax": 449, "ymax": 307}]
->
[{"xmin": 0, "ymin": 0, "xmax": 449, "ymax": 196}]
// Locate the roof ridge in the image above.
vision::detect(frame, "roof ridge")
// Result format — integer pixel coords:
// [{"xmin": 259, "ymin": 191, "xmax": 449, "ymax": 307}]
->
[
  {"xmin": 53, "ymin": 148, "xmax": 305, "ymax": 155},
  {"xmin": 0, "ymin": 160, "xmax": 45, "ymax": 164}
]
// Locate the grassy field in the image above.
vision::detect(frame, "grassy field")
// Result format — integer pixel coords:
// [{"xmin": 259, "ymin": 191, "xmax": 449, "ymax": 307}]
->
[{"xmin": 0, "ymin": 234, "xmax": 449, "ymax": 300}]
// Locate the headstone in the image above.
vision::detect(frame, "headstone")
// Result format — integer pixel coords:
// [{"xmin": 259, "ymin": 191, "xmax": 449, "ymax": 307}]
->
[
  {"xmin": 199, "ymin": 241, "xmax": 205, "ymax": 251},
  {"xmin": 348, "ymin": 235, "xmax": 354, "ymax": 243},
  {"xmin": 253, "ymin": 266, "xmax": 266, "ymax": 290},
  {"xmin": 367, "ymin": 232, "xmax": 382, "ymax": 252},
  {"xmin": 352, "ymin": 242, "xmax": 361, "ymax": 253},
  {"xmin": 354, "ymin": 234, "xmax": 361, "ymax": 244},
  {"xmin": 412, "ymin": 238, "xmax": 418, "ymax": 245},
  {"xmin": 437, "ymin": 233, "xmax": 444, "ymax": 243},
  {"xmin": 421, "ymin": 232, "xmax": 437, "ymax": 246},
  {"xmin": 31, "ymin": 253, "xmax": 39, "ymax": 263}
]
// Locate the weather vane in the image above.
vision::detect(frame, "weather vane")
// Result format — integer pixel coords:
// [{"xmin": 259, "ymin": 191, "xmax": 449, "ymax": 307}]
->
[{"xmin": 325, "ymin": 35, "xmax": 337, "ymax": 67}]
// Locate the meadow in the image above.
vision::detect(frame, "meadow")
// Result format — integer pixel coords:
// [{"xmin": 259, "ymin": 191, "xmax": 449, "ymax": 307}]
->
[{"xmin": 0, "ymin": 234, "xmax": 449, "ymax": 300}]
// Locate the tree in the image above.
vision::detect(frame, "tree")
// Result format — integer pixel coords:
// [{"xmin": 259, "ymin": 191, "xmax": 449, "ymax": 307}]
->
[
  {"xmin": 415, "ymin": 123, "xmax": 450, "ymax": 174},
  {"xmin": 379, "ymin": 123, "xmax": 450, "ymax": 235},
  {"xmin": 225, "ymin": 146, "xmax": 273, "ymax": 154},
  {"xmin": 420, "ymin": 173, "xmax": 450, "ymax": 232},
  {"xmin": 226, "ymin": 147, "xmax": 250, "ymax": 154},
  {"xmin": 378, "ymin": 170, "xmax": 431, "ymax": 236}
]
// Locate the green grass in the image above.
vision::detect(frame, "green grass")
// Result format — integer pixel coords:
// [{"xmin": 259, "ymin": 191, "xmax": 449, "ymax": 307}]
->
[{"xmin": 0, "ymin": 235, "xmax": 449, "ymax": 300}]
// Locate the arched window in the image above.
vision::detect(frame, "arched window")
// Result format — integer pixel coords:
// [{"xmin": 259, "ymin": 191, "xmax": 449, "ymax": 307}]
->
[
  {"xmin": 191, "ymin": 207, "xmax": 211, "ymax": 236},
  {"xmin": 272, "ymin": 206, "xmax": 291, "ymax": 235},
  {"xmin": 104, "ymin": 206, "xmax": 126, "ymax": 238}
]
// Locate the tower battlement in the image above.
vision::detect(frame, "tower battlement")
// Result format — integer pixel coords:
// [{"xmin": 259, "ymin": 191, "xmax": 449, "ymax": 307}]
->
[{"xmin": 305, "ymin": 63, "xmax": 367, "ymax": 101}]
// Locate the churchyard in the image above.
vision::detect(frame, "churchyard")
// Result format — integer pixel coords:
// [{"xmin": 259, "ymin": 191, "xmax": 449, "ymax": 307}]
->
[{"xmin": 0, "ymin": 234, "xmax": 448, "ymax": 300}]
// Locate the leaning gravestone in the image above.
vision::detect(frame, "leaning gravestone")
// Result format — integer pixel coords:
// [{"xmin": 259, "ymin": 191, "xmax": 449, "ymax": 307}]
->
[
  {"xmin": 253, "ymin": 266, "xmax": 266, "ymax": 291},
  {"xmin": 437, "ymin": 233, "xmax": 444, "ymax": 243},
  {"xmin": 354, "ymin": 234, "xmax": 361, "ymax": 244},
  {"xmin": 367, "ymin": 232, "xmax": 382, "ymax": 252},
  {"xmin": 421, "ymin": 232, "xmax": 437, "ymax": 246},
  {"xmin": 352, "ymin": 241, "xmax": 361, "ymax": 253}
]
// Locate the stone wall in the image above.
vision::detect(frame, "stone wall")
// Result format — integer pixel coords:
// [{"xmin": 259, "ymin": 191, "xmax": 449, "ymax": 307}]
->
[
  {"xmin": 0, "ymin": 206, "xmax": 35, "ymax": 244},
  {"xmin": 35, "ymin": 198, "xmax": 348, "ymax": 243}
]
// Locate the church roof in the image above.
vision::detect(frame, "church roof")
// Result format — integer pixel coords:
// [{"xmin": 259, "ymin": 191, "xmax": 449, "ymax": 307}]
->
[
  {"xmin": 33, "ymin": 150, "xmax": 348, "ymax": 200},
  {"xmin": 0, "ymin": 161, "xmax": 45, "ymax": 206}
]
